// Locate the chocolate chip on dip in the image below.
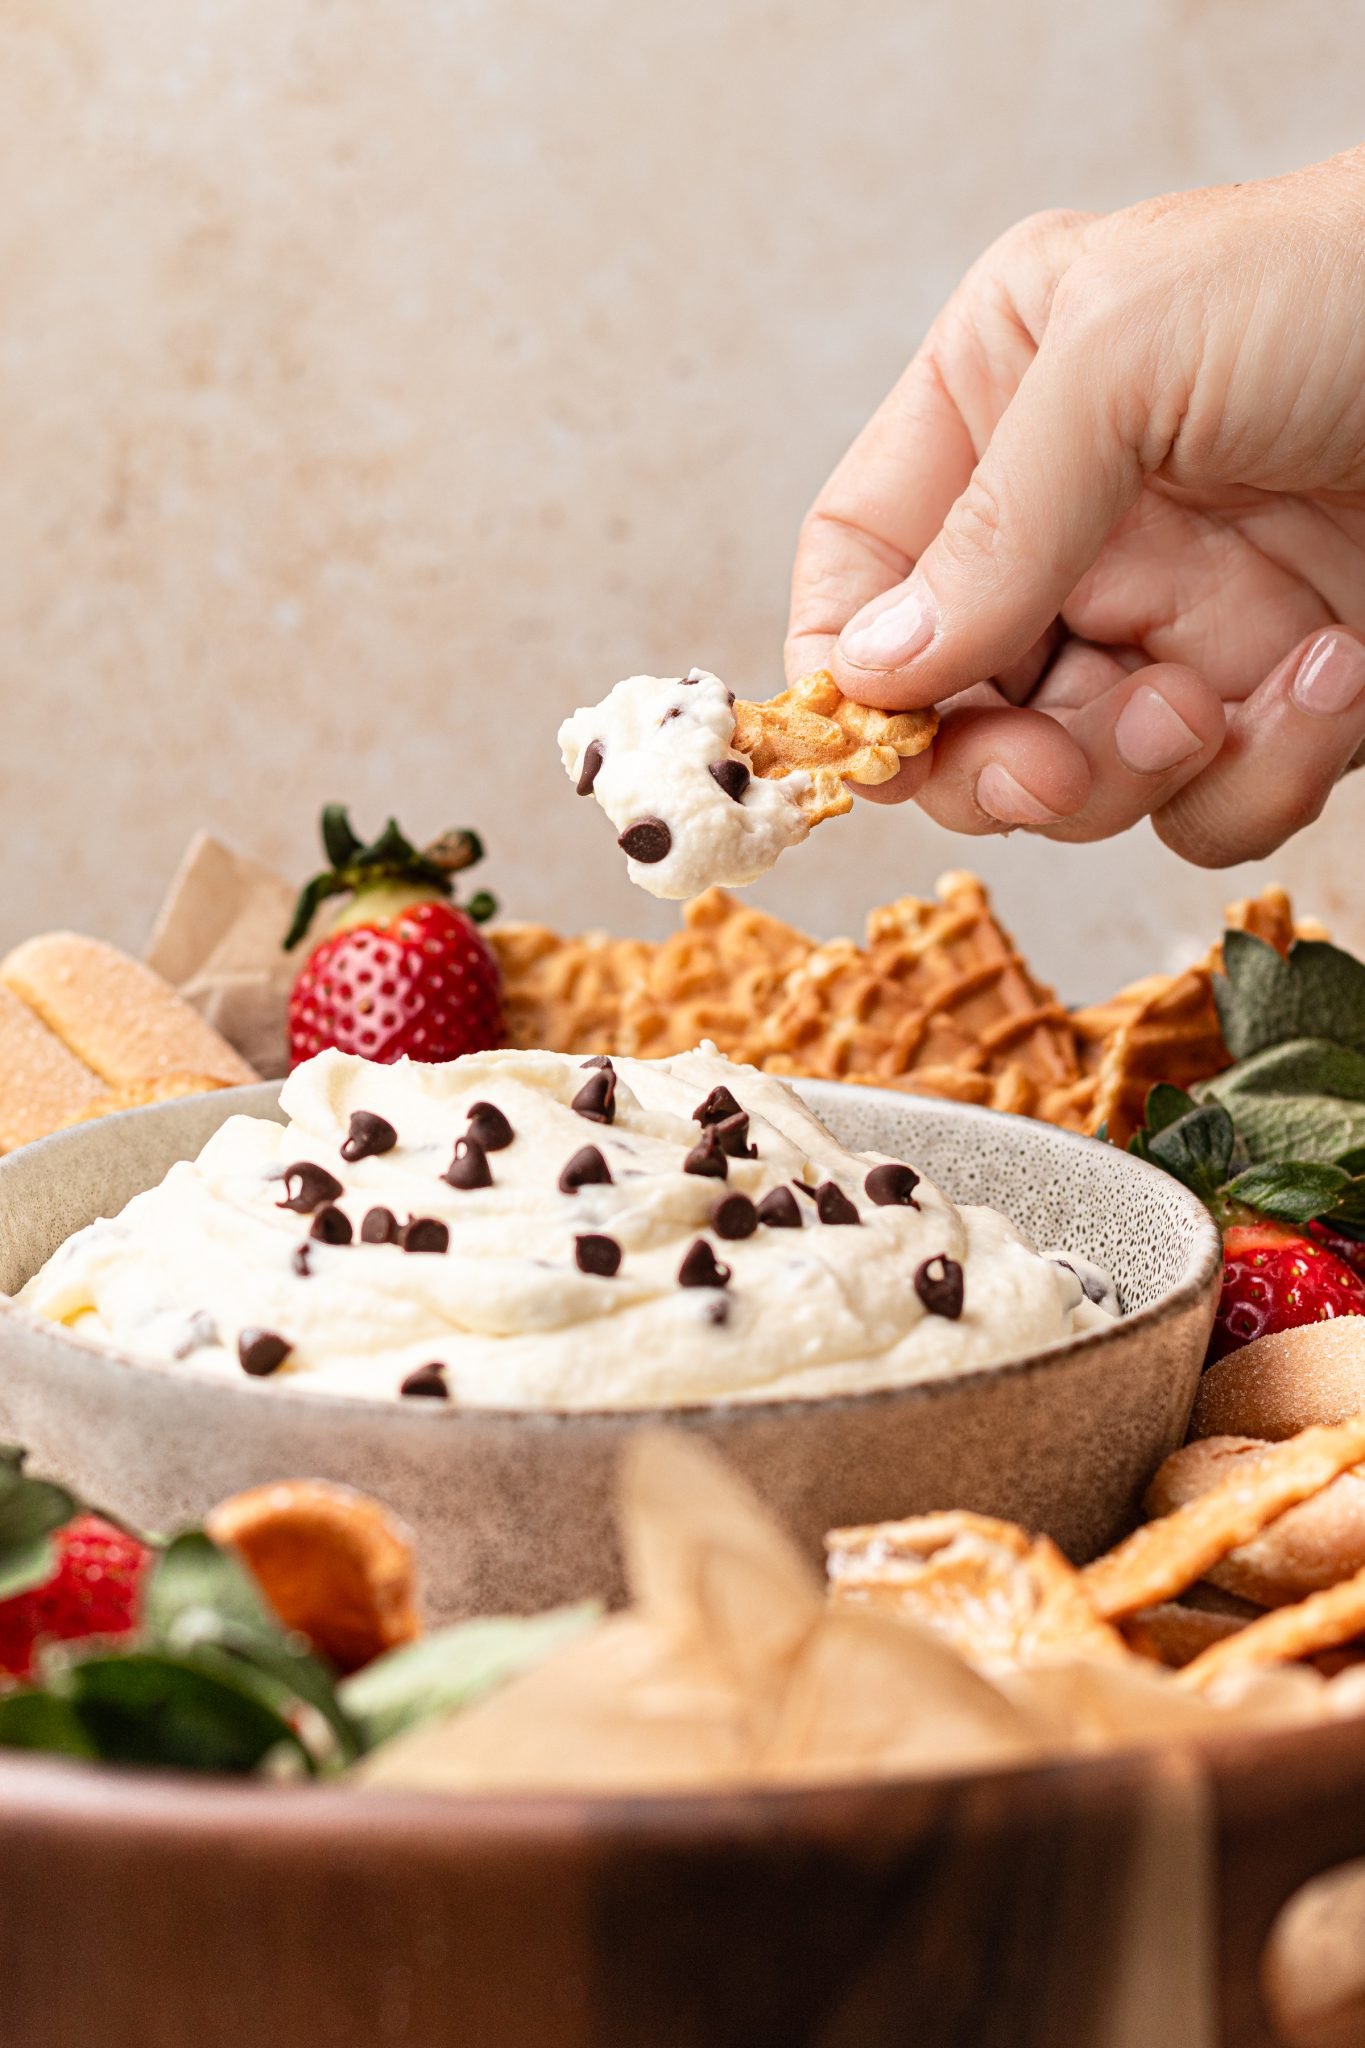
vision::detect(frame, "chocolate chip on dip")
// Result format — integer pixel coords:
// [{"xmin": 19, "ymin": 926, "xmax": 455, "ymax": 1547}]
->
[
  {"xmin": 575, "ymin": 739, "xmax": 604, "ymax": 796},
  {"xmin": 571, "ymin": 1069, "xmax": 616, "ymax": 1125},
  {"xmin": 678, "ymin": 1239, "xmax": 731, "ymax": 1289},
  {"xmin": 708, "ymin": 759, "xmax": 750, "ymax": 803},
  {"xmin": 616, "ymin": 818, "xmax": 672, "ymax": 864},
  {"xmin": 756, "ymin": 1187, "xmax": 802, "ymax": 1229},
  {"xmin": 683, "ymin": 1132, "xmax": 728, "ymax": 1180},
  {"xmin": 815, "ymin": 1182, "xmax": 861, "ymax": 1226},
  {"xmin": 309, "ymin": 1204, "xmax": 354, "ymax": 1245},
  {"xmin": 575, "ymin": 1233, "xmax": 622, "ymax": 1277},
  {"xmin": 277, "ymin": 1162, "xmax": 344, "ymax": 1215},
  {"xmin": 865, "ymin": 1163, "xmax": 920, "ymax": 1209},
  {"xmin": 559, "ymin": 1145, "xmax": 613, "ymax": 1193},
  {"xmin": 443, "ymin": 1136, "xmax": 493, "ymax": 1190},
  {"xmin": 466, "ymin": 1102, "xmax": 515, "ymax": 1152},
  {"xmin": 400, "ymin": 1362, "xmax": 450, "ymax": 1400},
  {"xmin": 915, "ymin": 1255, "xmax": 965, "ymax": 1320},
  {"xmin": 360, "ymin": 1206, "xmax": 400, "ymax": 1244},
  {"xmin": 711, "ymin": 1193, "xmax": 758, "ymax": 1241},
  {"xmin": 401, "ymin": 1217, "xmax": 450, "ymax": 1254},
  {"xmin": 693, "ymin": 1085, "xmax": 742, "ymax": 1126},
  {"xmin": 238, "ymin": 1328, "xmax": 291, "ymax": 1378},
  {"xmin": 340, "ymin": 1111, "xmax": 397, "ymax": 1162}
]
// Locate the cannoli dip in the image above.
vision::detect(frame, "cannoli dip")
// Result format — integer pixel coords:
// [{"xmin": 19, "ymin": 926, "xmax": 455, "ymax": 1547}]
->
[
  {"xmin": 20, "ymin": 1047, "xmax": 1115, "ymax": 1407},
  {"xmin": 559, "ymin": 670, "xmax": 809, "ymax": 899}
]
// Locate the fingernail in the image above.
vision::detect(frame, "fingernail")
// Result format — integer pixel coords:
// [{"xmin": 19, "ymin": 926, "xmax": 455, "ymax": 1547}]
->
[
  {"xmin": 838, "ymin": 573, "xmax": 938, "ymax": 670},
  {"xmin": 1291, "ymin": 631, "xmax": 1365, "ymax": 717},
  {"xmin": 974, "ymin": 763, "xmax": 1062, "ymax": 826},
  {"xmin": 1114, "ymin": 685, "xmax": 1202, "ymax": 774}
]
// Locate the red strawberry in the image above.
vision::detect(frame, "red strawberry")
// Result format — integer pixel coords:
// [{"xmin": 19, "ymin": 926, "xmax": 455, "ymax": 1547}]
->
[
  {"xmin": 0, "ymin": 1514, "xmax": 151, "ymax": 1682},
  {"xmin": 285, "ymin": 809, "xmax": 504, "ymax": 1069},
  {"xmin": 1207, "ymin": 1220, "xmax": 1365, "ymax": 1364}
]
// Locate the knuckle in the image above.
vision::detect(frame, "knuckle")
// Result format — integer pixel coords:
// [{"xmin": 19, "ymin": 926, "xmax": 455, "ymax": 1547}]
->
[{"xmin": 941, "ymin": 470, "xmax": 1010, "ymax": 573}]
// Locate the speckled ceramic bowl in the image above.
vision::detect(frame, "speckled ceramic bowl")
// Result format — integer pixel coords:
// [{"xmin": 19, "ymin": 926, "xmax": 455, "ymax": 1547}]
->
[{"xmin": 0, "ymin": 1081, "xmax": 1220, "ymax": 1620}]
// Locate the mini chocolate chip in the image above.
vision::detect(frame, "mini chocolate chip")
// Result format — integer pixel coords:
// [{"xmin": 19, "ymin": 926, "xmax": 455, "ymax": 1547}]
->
[
  {"xmin": 915, "ymin": 1255, "xmax": 965, "ymax": 1320},
  {"xmin": 466, "ymin": 1102, "xmax": 514, "ymax": 1152},
  {"xmin": 864, "ymin": 1163, "xmax": 921, "ymax": 1209},
  {"xmin": 361, "ymin": 1206, "xmax": 399, "ymax": 1244},
  {"xmin": 706, "ymin": 1296, "xmax": 730, "ymax": 1326},
  {"xmin": 661, "ymin": 706, "xmax": 683, "ymax": 724},
  {"xmin": 756, "ymin": 1187, "xmax": 802, "ymax": 1229},
  {"xmin": 711, "ymin": 1193, "xmax": 758, "ymax": 1240},
  {"xmin": 617, "ymin": 817, "xmax": 672, "ymax": 864},
  {"xmin": 815, "ymin": 1182, "xmax": 861, "ymax": 1226},
  {"xmin": 292, "ymin": 1244, "xmax": 312, "ymax": 1277},
  {"xmin": 693, "ymin": 1085, "xmax": 742, "ymax": 1126},
  {"xmin": 575, "ymin": 1233, "xmax": 622, "ymax": 1277},
  {"xmin": 791, "ymin": 1180, "xmax": 818, "ymax": 1202},
  {"xmin": 576, "ymin": 739, "xmax": 604, "ymax": 796},
  {"xmin": 340, "ymin": 1111, "xmax": 397, "ymax": 1162},
  {"xmin": 712, "ymin": 1111, "xmax": 757, "ymax": 1160},
  {"xmin": 683, "ymin": 1131, "xmax": 728, "ymax": 1180},
  {"xmin": 277, "ymin": 1162, "xmax": 344, "ymax": 1215},
  {"xmin": 172, "ymin": 1310, "xmax": 219, "ymax": 1359},
  {"xmin": 401, "ymin": 1217, "xmax": 450, "ymax": 1254},
  {"xmin": 571, "ymin": 1069, "xmax": 616, "ymax": 1124},
  {"xmin": 678, "ymin": 1238, "xmax": 732, "ymax": 1289},
  {"xmin": 400, "ymin": 1362, "xmax": 450, "ymax": 1400},
  {"xmin": 238, "ymin": 1328, "xmax": 291, "ymax": 1378},
  {"xmin": 559, "ymin": 1145, "xmax": 613, "ymax": 1192},
  {"xmin": 709, "ymin": 758, "xmax": 750, "ymax": 803},
  {"xmin": 309, "ymin": 1204, "xmax": 354, "ymax": 1245},
  {"xmin": 443, "ymin": 1136, "xmax": 493, "ymax": 1190},
  {"xmin": 581, "ymin": 1055, "xmax": 614, "ymax": 1070},
  {"xmin": 679, "ymin": 671, "xmax": 700, "ymax": 685}
]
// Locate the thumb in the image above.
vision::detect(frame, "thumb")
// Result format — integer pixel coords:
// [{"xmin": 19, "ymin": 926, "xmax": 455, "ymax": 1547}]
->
[{"xmin": 830, "ymin": 338, "xmax": 1144, "ymax": 711}]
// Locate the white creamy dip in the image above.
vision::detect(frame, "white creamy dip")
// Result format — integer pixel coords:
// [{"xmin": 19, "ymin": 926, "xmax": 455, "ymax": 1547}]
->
[
  {"xmin": 20, "ymin": 1047, "xmax": 1114, "ymax": 1407},
  {"xmin": 558, "ymin": 670, "xmax": 809, "ymax": 899}
]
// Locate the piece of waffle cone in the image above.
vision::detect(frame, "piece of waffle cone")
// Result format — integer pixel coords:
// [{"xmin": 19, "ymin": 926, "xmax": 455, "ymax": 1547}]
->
[
  {"xmin": 2, "ymin": 933, "xmax": 258, "ymax": 1092},
  {"xmin": 1072, "ymin": 887, "xmax": 1322, "ymax": 1145},
  {"xmin": 731, "ymin": 669, "xmax": 937, "ymax": 825},
  {"xmin": 758, "ymin": 872, "xmax": 1082, "ymax": 1114},
  {"xmin": 826, "ymin": 1509, "xmax": 1129, "ymax": 1668},
  {"xmin": 489, "ymin": 923, "xmax": 653, "ymax": 1056},
  {"xmin": 618, "ymin": 888, "xmax": 813, "ymax": 1063},
  {"xmin": 0, "ymin": 984, "xmax": 107, "ymax": 1153}
]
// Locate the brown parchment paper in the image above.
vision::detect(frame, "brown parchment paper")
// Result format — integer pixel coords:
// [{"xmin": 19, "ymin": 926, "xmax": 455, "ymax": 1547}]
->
[{"xmin": 144, "ymin": 832, "xmax": 297, "ymax": 1078}]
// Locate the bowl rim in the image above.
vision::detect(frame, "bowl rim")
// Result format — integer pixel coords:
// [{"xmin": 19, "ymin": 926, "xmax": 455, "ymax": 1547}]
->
[{"xmin": 0, "ymin": 1076, "xmax": 1223, "ymax": 1426}]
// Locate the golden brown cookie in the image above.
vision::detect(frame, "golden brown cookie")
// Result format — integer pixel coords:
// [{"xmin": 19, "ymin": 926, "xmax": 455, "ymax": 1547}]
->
[{"xmin": 731, "ymin": 669, "xmax": 937, "ymax": 825}]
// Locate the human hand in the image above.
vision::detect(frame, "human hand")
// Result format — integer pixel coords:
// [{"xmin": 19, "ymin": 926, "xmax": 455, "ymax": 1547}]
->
[{"xmin": 786, "ymin": 149, "xmax": 1365, "ymax": 864}]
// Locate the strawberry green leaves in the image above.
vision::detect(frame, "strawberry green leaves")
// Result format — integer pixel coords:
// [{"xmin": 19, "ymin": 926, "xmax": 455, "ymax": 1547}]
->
[
  {"xmin": 285, "ymin": 808, "xmax": 496, "ymax": 950},
  {"xmin": 0, "ymin": 1445, "xmax": 77, "ymax": 1602},
  {"xmin": 1131, "ymin": 927, "xmax": 1365, "ymax": 1237}
]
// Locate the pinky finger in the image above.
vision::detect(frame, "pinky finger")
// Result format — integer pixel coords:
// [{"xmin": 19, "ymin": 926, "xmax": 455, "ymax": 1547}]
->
[{"xmin": 1154, "ymin": 629, "xmax": 1365, "ymax": 867}]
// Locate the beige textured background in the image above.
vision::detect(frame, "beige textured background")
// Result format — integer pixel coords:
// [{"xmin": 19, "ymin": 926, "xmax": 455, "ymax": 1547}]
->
[{"xmin": 0, "ymin": 0, "xmax": 1361, "ymax": 1004}]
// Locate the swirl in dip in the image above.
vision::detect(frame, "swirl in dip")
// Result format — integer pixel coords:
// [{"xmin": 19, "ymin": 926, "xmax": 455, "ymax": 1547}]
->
[{"xmin": 19, "ymin": 1048, "xmax": 1114, "ymax": 1407}]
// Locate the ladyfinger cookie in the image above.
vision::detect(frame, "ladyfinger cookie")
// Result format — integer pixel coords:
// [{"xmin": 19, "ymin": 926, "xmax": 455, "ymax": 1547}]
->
[
  {"xmin": 0, "ymin": 983, "xmax": 106, "ymax": 1152},
  {"xmin": 1, "ymin": 934, "xmax": 258, "ymax": 1090}
]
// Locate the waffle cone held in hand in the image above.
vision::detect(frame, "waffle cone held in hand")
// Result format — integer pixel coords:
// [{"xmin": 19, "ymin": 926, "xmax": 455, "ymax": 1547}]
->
[{"xmin": 731, "ymin": 670, "xmax": 937, "ymax": 825}]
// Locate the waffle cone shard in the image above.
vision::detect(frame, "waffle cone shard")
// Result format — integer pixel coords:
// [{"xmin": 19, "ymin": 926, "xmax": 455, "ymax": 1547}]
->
[{"xmin": 731, "ymin": 670, "xmax": 937, "ymax": 826}]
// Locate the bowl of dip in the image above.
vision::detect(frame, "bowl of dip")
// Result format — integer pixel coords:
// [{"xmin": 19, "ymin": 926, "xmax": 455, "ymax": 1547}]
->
[{"xmin": 0, "ymin": 1049, "xmax": 1221, "ymax": 1618}]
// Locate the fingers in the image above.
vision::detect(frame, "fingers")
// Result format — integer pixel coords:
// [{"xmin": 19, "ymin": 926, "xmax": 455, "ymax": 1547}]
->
[
  {"xmin": 1030, "ymin": 658, "xmax": 1226, "ymax": 842},
  {"xmin": 907, "ymin": 705, "xmax": 1093, "ymax": 835},
  {"xmin": 831, "ymin": 310, "xmax": 1148, "ymax": 712},
  {"xmin": 785, "ymin": 209, "xmax": 1095, "ymax": 689},
  {"xmin": 1154, "ymin": 629, "xmax": 1365, "ymax": 866}
]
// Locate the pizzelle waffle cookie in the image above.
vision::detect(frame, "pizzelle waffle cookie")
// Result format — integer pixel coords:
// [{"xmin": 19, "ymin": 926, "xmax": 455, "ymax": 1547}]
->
[
  {"xmin": 489, "ymin": 873, "xmax": 1326, "ymax": 1143},
  {"xmin": 731, "ymin": 669, "xmax": 938, "ymax": 825},
  {"xmin": 0, "ymin": 932, "xmax": 258, "ymax": 1153}
]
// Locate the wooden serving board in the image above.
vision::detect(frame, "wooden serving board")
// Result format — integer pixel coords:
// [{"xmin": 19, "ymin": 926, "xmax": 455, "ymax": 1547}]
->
[{"xmin": 3, "ymin": 1720, "xmax": 1365, "ymax": 2047}]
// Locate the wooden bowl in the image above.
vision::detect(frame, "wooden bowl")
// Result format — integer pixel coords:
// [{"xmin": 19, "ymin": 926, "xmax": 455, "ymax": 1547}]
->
[
  {"xmin": 2, "ymin": 1717, "xmax": 1364, "ymax": 2047},
  {"xmin": 0, "ymin": 1080, "xmax": 1221, "ymax": 1618}
]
